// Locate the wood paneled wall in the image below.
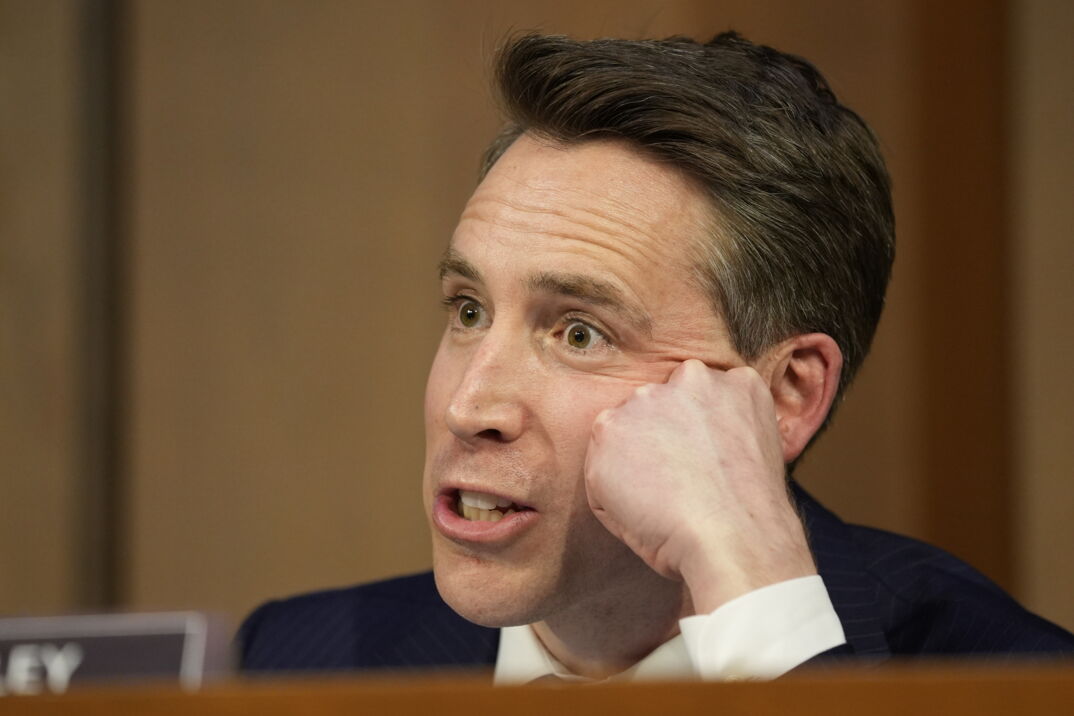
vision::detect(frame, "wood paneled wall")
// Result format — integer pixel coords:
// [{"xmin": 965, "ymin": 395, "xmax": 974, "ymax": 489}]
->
[
  {"xmin": 1013, "ymin": 0, "xmax": 1074, "ymax": 632},
  {"xmin": 3, "ymin": 0, "xmax": 1072, "ymax": 633},
  {"xmin": 0, "ymin": 0, "xmax": 83, "ymax": 613}
]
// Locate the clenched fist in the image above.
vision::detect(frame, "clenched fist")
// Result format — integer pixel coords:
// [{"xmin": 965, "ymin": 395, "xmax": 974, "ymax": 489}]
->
[{"xmin": 584, "ymin": 359, "xmax": 817, "ymax": 614}]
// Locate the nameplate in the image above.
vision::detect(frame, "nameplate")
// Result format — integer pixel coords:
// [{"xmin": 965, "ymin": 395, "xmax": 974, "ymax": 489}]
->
[{"xmin": 0, "ymin": 612, "xmax": 232, "ymax": 695}]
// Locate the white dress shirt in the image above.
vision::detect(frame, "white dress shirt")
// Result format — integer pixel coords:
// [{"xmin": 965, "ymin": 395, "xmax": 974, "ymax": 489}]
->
[{"xmin": 493, "ymin": 575, "xmax": 846, "ymax": 684}]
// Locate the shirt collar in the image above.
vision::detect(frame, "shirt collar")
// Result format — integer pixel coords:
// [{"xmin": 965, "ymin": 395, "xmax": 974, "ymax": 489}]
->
[{"xmin": 493, "ymin": 625, "xmax": 696, "ymax": 684}]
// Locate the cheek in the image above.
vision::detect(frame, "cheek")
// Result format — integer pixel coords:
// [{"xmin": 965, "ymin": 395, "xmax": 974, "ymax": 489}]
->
[
  {"xmin": 543, "ymin": 375, "xmax": 637, "ymax": 466},
  {"xmin": 423, "ymin": 337, "xmax": 456, "ymax": 433},
  {"xmin": 423, "ymin": 338, "xmax": 457, "ymax": 500}
]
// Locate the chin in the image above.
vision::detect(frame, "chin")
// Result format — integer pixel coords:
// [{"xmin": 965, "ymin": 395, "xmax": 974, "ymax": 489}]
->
[{"xmin": 431, "ymin": 548, "xmax": 550, "ymax": 628}]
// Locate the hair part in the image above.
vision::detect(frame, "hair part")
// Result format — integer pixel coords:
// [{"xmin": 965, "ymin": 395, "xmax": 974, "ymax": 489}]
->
[{"xmin": 481, "ymin": 32, "xmax": 895, "ymax": 435}]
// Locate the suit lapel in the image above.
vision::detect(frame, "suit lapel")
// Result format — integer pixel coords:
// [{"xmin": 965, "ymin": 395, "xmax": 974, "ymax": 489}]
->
[{"xmin": 793, "ymin": 481, "xmax": 892, "ymax": 658}]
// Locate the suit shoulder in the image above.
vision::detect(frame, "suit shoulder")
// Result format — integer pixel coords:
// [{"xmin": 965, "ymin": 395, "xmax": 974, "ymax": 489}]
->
[
  {"xmin": 847, "ymin": 525, "xmax": 1074, "ymax": 654},
  {"xmin": 239, "ymin": 571, "xmax": 493, "ymax": 671},
  {"xmin": 241, "ymin": 572, "xmax": 443, "ymax": 638},
  {"xmin": 849, "ymin": 525, "xmax": 1005, "ymax": 599},
  {"xmin": 301, "ymin": 571, "xmax": 445, "ymax": 606}
]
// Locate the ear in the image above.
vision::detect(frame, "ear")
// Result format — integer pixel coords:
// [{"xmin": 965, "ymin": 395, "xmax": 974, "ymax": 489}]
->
[{"xmin": 760, "ymin": 334, "xmax": 843, "ymax": 463}]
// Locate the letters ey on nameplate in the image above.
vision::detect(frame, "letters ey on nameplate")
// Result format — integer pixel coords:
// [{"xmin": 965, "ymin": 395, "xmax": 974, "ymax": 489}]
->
[{"xmin": 0, "ymin": 612, "xmax": 232, "ymax": 695}]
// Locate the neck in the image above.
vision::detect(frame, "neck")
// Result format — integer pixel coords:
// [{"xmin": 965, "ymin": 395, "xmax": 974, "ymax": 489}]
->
[{"xmin": 531, "ymin": 572, "xmax": 692, "ymax": 679}]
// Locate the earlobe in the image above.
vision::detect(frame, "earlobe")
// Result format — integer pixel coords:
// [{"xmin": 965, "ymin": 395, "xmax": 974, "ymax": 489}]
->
[{"xmin": 765, "ymin": 334, "xmax": 843, "ymax": 463}]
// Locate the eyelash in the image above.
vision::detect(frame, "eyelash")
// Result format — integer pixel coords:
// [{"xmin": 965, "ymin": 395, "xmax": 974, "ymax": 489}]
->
[
  {"xmin": 439, "ymin": 294, "xmax": 614, "ymax": 354},
  {"xmin": 440, "ymin": 294, "xmax": 469, "ymax": 312},
  {"xmin": 440, "ymin": 294, "xmax": 487, "ymax": 331}
]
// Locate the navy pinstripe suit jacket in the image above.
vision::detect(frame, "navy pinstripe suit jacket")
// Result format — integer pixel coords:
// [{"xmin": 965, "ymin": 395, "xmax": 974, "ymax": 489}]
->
[{"xmin": 239, "ymin": 484, "xmax": 1074, "ymax": 674}]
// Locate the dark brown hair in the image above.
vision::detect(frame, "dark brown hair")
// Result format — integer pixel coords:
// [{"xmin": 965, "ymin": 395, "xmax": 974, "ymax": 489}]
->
[{"xmin": 482, "ymin": 32, "xmax": 895, "ymax": 417}]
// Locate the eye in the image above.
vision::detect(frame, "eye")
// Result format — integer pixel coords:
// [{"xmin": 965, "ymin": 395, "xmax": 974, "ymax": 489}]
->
[
  {"xmin": 564, "ymin": 321, "xmax": 604, "ymax": 350},
  {"xmin": 457, "ymin": 299, "xmax": 483, "ymax": 328}
]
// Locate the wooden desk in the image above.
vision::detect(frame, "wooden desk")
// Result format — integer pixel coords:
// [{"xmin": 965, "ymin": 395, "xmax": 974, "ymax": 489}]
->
[{"xmin": 1, "ymin": 662, "xmax": 1072, "ymax": 715}]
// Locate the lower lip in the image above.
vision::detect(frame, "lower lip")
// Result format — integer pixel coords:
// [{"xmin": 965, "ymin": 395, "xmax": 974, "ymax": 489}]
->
[{"xmin": 432, "ymin": 493, "xmax": 539, "ymax": 544}]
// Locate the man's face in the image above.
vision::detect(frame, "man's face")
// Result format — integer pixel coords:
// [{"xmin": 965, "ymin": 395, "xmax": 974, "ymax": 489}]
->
[{"xmin": 423, "ymin": 135, "xmax": 744, "ymax": 627}]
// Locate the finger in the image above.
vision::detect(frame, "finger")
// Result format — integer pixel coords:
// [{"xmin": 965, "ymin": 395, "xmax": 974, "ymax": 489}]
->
[
  {"xmin": 582, "ymin": 451, "xmax": 606, "ymax": 516},
  {"xmin": 667, "ymin": 357, "xmax": 726, "ymax": 385},
  {"xmin": 666, "ymin": 358, "xmax": 697, "ymax": 385},
  {"xmin": 589, "ymin": 407, "xmax": 612, "ymax": 442}
]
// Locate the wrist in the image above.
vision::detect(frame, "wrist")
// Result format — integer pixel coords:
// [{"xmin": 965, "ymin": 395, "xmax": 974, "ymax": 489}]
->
[
  {"xmin": 679, "ymin": 533, "xmax": 818, "ymax": 615},
  {"xmin": 681, "ymin": 552, "xmax": 756, "ymax": 615}
]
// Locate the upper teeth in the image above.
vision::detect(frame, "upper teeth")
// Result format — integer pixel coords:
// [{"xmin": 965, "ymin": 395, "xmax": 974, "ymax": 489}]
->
[{"xmin": 459, "ymin": 490, "xmax": 513, "ymax": 510}]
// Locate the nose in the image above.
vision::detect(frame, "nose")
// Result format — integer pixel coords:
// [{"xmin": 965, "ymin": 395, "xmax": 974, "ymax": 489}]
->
[{"xmin": 443, "ymin": 328, "xmax": 529, "ymax": 444}]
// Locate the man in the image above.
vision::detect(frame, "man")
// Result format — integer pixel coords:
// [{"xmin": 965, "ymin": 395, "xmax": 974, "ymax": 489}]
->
[{"xmin": 240, "ymin": 32, "xmax": 1074, "ymax": 681}]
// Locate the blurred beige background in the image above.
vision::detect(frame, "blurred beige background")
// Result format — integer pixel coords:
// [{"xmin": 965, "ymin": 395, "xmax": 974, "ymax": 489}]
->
[{"xmin": 3, "ymin": 0, "xmax": 1072, "ymax": 633}]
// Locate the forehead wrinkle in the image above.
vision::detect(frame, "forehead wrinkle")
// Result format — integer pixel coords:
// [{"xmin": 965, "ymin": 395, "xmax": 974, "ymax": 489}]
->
[
  {"xmin": 480, "ymin": 145, "xmax": 708, "ymax": 252},
  {"xmin": 527, "ymin": 271, "xmax": 653, "ymax": 337},
  {"xmin": 460, "ymin": 192, "xmax": 669, "ymax": 270}
]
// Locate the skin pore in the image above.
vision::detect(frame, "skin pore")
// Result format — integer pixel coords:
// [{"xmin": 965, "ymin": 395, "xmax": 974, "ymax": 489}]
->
[{"xmin": 423, "ymin": 134, "xmax": 831, "ymax": 677}]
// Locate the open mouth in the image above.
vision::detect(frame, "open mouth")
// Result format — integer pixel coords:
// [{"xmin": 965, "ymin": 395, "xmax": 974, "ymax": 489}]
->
[{"xmin": 453, "ymin": 489, "xmax": 532, "ymax": 522}]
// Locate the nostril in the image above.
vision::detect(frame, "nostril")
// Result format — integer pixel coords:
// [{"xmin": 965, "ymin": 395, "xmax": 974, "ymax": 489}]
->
[
  {"xmin": 476, "ymin": 428, "xmax": 505, "ymax": 442},
  {"xmin": 444, "ymin": 386, "xmax": 526, "ymax": 443}
]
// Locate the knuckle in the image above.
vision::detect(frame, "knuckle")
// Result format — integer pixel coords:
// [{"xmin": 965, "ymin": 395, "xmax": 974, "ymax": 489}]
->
[
  {"xmin": 683, "ymin": 358, "xmax": 707, "ymax": 378},
  {"xmin": 591, "ymin": 409, "xmax": 610, "ymax": 434}
]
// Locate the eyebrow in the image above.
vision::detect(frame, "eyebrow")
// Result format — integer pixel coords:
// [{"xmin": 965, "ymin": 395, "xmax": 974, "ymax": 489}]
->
[
  {"xmin": 438, "ymin": 248, "xmax": 652, "ymax": 336},
  {"xmin": 528, "ymin": 271, "xmax": 652, "ymax": 336},
  {"xmin": 438, "ymin": 248, "xmax": 482, "ymax": 282}
]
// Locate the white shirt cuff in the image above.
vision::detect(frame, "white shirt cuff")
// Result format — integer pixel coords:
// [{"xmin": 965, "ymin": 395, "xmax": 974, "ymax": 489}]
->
[{"xmin": 679, "ymin": 575, "xmax": 846, "ymax": 680}]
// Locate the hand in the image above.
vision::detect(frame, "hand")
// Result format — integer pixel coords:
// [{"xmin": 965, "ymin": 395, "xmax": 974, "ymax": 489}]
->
[{"xmin": 584, "ymin": 359, "xmax": 817, "ymax": 614}]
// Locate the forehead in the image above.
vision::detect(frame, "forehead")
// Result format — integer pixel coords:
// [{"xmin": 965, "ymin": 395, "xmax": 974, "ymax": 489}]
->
[{"xmin": 451, "ymin": 135, "xmax": 714, "ymax": 297}]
